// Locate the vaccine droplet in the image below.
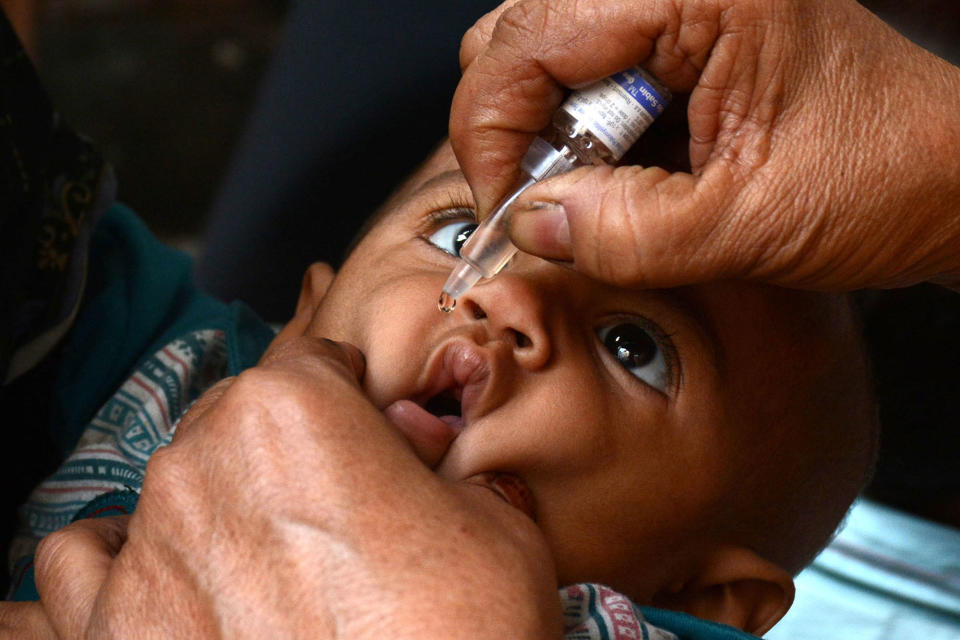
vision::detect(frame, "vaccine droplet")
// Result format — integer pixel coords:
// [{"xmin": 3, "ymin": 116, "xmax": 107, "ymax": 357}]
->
[{"xmin": 438, "ymin": 292, "xmax": 456, "ymax": 313}]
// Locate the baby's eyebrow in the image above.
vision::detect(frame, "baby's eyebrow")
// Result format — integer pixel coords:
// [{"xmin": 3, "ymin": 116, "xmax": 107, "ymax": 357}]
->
[
  {"xmin": 409, "ymin": 169, "xmax": 468, "ymax": 201},
  {"xmin": 654, "ymin": 288, "xmax": 727, "ymax": 376}
]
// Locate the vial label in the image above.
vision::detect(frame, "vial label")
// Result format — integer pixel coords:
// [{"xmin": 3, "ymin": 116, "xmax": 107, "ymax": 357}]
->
[{"xmin": 560, "ymin": 67, "xmax": 667, "ymax": 160}]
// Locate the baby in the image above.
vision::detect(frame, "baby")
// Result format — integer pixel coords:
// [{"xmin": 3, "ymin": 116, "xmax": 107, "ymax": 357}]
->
[{"xmin": 4, "ymin": 138, "xmax": 878, "ymax": 638}]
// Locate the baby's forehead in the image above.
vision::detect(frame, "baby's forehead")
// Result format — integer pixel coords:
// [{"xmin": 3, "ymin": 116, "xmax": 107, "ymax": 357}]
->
[
  {"xmin": 693, "ymin": 282, "xmax": 853, "ymax": 368},
  {"xmin": 692, "ymin": 282, "xmax": 860, "ymax": 436},
  {"xmin": 415, "ymin": 142, "xmax": 461, "ymax": 181},
  {"xmin": 392, "ymin": 142, "xmax": 463, "ymax": 204},
  {"xmin": 364, "ymin": 142, "xmax": 465, "ymax": 227}
]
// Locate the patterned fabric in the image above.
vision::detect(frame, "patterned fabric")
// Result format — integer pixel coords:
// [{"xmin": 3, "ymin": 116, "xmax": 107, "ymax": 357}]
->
[
  {"xmin": 8, "ymin": 329, "xmax": 228, "ymax": 575},
  {"xmin": 562, "ymin": 584, "xmax": 678, "ymax": 640}
]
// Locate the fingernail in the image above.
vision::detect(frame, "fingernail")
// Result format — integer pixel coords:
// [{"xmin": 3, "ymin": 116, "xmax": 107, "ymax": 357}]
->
[{"xmin": 507, "ymin": 201, "xmax": 572, "ymax": 261}]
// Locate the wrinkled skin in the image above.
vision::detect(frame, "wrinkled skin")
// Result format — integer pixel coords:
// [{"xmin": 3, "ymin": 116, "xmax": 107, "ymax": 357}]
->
[
  {"xmin": 2, "ymin": 0, "xmax": 949, "ymax": 637},
  {"xmin": 451, "ymin": 0, "xmax": 960, "ymax": 291},
  {"xmin": 1, "ymin": 338, "xmax": 561, "ymax": 640}
]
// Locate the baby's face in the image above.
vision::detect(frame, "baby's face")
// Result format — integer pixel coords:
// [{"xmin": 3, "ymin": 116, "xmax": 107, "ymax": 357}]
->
[{"xmin": 289, "ymin": 143, "xmax": 854, "ymax": 602}]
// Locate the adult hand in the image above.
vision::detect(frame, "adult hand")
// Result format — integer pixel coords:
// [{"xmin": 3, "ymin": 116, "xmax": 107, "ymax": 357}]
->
[
  {"xmin": 28, "ymin": 337, "xmax": 561, "ymax": 639},
  {"xmin": 451, "ymin": 0, "xmax": 960, "ymax": 291},
  {"xmin": 0, "ymin": 602, "xmax": 58, "ymax": 639}
]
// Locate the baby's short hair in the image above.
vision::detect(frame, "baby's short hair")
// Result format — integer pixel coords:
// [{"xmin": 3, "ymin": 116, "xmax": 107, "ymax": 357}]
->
[{"xmin": 722, "ymin": 293, "xmax": 879, "ymax": 574}]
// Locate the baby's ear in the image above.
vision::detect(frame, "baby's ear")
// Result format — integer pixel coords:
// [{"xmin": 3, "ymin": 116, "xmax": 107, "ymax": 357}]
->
[
  {"xmin": 295, "ymin": 262, "xmax": 336, "ymax": 316},
  {"xmin": 272, "ymin": 262, "xmax": 336, "ymax": 346},
  {"xmin": 651, "ymin": 546, "xmax": 794, "ymax": 636}
]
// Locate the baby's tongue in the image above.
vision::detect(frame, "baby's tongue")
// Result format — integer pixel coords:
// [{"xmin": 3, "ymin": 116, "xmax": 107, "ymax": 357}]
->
[{"xmin": 383, "ymin": 399, "xmax": 462, "ymax": 466}]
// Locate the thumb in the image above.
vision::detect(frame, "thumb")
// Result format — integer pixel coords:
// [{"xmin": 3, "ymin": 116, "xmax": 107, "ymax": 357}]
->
[
  {"xmin": 506, "ymin": 163, "xmax": 745, "ymax": 289},
  {"xmin": 34, "ymin": 515, "xmax": 130, "ymax": 639}
]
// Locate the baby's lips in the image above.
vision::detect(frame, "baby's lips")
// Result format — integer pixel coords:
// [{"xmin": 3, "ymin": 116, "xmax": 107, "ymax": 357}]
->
[{"xmin": 465, "ymin": 472, "xmax": 537, "ymax": 522}]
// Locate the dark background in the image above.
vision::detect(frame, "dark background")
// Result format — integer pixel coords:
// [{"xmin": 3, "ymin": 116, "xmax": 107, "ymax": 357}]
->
[
  {"xmin": 2, "ymin": 0, "xmax": 286, "ymax": 248},
  {"xmin": 4, "ymin": 0, "xmax": 958, "ymax": 248}
]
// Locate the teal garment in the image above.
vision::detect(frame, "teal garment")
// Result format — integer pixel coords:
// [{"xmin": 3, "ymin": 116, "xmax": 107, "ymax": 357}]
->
[
  {"xmin": 49, "ymin": 202, "xmax": 274, "ymax": 455},
  {"xmin": 767, "ymin": 499, "xmax": 960, "ymax": 639},
  {"xmin": 8, "ymin": 203, "xmax": 272, "ymax": 600},
  {"xmin": 641, "ymin": 607, "xmax": 761, "ymax": 640}
]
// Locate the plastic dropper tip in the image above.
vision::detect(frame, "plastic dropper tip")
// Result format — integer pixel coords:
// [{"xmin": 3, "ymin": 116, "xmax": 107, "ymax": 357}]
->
[
  {"xmin": 438, "ymin": 261, "xmax": 483, "ymax": 313},
  {"xmin": 438, "ymin": 292, "xmax": 456, "ymax": 313}
]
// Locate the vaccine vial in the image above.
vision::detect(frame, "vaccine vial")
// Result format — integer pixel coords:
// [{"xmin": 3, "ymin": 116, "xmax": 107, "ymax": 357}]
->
[
  {"xmin": 439, "ymin": 66, "xmax": 670, "ymax": 312},
  {"xmin": 545, "ymin": 66, "xmax": 670, "ymax": 166}
]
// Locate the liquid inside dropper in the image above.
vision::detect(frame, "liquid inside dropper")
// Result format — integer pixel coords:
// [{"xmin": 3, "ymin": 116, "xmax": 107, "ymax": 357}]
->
[{"xmin": 438, "ymin": 292, "xmax": 456, "ymax": 313}]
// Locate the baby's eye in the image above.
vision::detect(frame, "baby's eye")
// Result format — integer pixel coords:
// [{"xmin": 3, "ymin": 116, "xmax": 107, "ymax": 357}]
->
[
  {"xmin": 427, "ymin": 219, "xmax": 479, "ymax": 257},
  {"xmin": 596, "ymin": 322, "xmax": 670, "ymax": 393}
]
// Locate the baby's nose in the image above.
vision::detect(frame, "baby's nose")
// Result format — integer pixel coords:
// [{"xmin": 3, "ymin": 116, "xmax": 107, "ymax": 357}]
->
[{"xmin": 457, "ymin": 258, "xmax": 563, "ymax": 371}]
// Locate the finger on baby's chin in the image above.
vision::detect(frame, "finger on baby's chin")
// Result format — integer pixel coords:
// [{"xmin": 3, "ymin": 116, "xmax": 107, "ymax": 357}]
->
[
  {"xmin": 259, "ymin": 336, "xmax": 366, "ymax": 381},
  {"xmin": 0, "ymin": 602, "xmax": 58, "ymax": 640},
  {"xmin": 33, "ymin": 516, "xmax": 130, "ymax": 640}
]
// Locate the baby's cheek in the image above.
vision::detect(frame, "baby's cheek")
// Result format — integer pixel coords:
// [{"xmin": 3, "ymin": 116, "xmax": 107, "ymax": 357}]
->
[{"xmin": 360, "ymin": 323, "xmax": 436, "ymax": 406}]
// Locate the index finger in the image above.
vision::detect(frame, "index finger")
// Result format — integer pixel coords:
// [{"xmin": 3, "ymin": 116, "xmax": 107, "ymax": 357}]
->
[
  {"xmin": 258, "ymin": 336, "xmax": 366, "ymax": 382},
  {"xmin": 458, "ymin": 0, "xmax": 520, "ymax": 70},
  {"xmin": 32, "ymin": 516, "xmax": 130, "ymax": 640},
  {"xmin": 172, "ymin": 337, "xmax": 365, "ymax": 444},
  {"xmin": 450, "ymin": 0, "xmax": 718, "ymax": 216}
]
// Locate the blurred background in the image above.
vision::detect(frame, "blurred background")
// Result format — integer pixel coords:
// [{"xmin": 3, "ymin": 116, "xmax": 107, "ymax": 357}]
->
[
  {"xmin": 2, "ymin": 0, "xmax": 958, "ymax": 282},
  {"xmin": 2, "ymin": 0, "xmax": 960, "ymax": 527},
  {"xmin": 0, "ymin": 0, "xmax": 286, "ymax": 249}
]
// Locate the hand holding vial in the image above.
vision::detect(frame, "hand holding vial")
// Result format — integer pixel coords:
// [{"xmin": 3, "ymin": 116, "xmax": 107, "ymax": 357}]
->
[
  {"xmin": 450, "ymin": 0, "xmax": 960, "ymax": 293},
  {"xmin": 440, "ymin": 66, "xmax": 670, "ymax": 311}
]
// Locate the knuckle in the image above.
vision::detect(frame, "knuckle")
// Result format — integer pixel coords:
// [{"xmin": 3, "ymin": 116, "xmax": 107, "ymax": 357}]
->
[
  {"xmin": 143, "ymin": 441, "xmax": 174, "ymax": 478},
  {"xmin": 233, "ymin": 364, "xmax": 310, "ymax": 407},
  {"xmin": 140, "ymin": 446, "xmax": 213, "ymax": 534},
  {"xmin": 230, "ymin": 362, "xmax": 277, "ymax": 391},
  {"xmin": 229, "ymin": 365, "xmax": 322, "ymax": 426},
  {"xmin": 200, "ymin": 374, "xmax": 234, "ymax": 400},
  {"xmin": 256, "ymin": 334, "xmax": 306, "ymax": 366},
  {"xmin": 460, "ymin": 13, "xmax": 495, "ymax": 70},
  {"xmin": 175, "ymin": 376, "xmax": 234, "ymax": 431},
  {"xmin": 33, "ymin": 528, "xmax": 74, "ymax": 585},
  {"xmin": 459, "ymin": 29, "xmax": 481, "ymax": 70},
  {"xmin": 259, "ymin": 335, "xmax": 332, "ymax": 368},
  {"xmin": 496, "ymin": 0, "xmax": 541, "ymax": 40},
  {"xmin": 461, "ymin": 0, "xmax": 517, "ymax": 62},
  {"xmin": 141, "ymin": 444, "xmax": 196, "ymax": 506},
  {"xmin": 494, "ymin": 0, "xmax": 553, "ymax": 59}
]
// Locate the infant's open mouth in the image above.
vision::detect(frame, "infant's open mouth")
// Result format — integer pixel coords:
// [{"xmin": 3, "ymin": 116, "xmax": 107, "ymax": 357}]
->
[
  {"xmin": 382, "ymin": 386, "xmax": 466, "ymax": 465},
  {"xmin": 424, "ymin": 388, "xmax": 463, "ymax": 427},
  {"xmin": 383, "ymin": 340, "xmax": 491, "ymax": 465}
]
